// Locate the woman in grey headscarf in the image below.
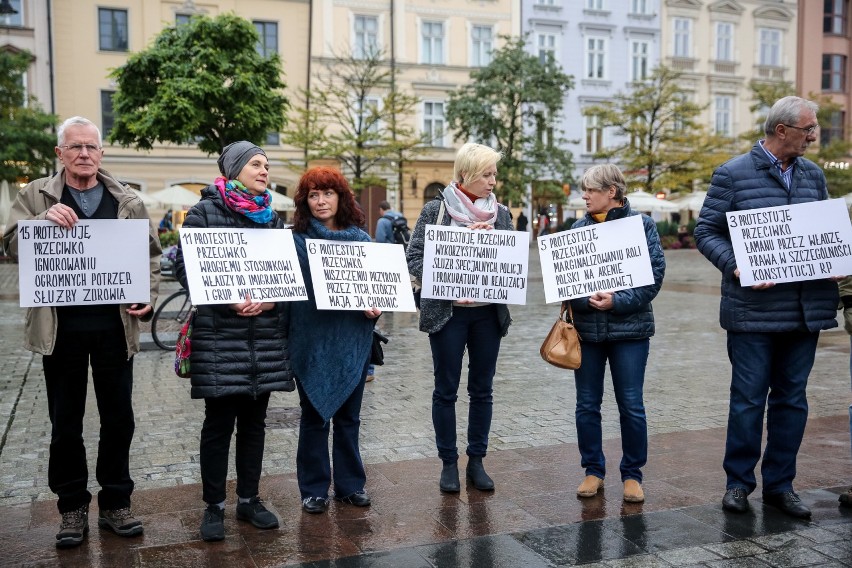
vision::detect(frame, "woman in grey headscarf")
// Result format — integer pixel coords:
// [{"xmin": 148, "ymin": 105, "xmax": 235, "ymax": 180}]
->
[
  {"xmin": 174, "ymin": 141, "xmax": 294, "ymax": 542},
  {"xmin": 406, "ymin": 143, "xmax": 513, "ymax": 493}
]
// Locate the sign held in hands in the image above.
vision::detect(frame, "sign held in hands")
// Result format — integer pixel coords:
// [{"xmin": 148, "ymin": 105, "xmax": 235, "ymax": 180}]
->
[
  {"xmin": 180, "ymin": 228, "xmax": 308, "ymax": 304},
  {"xmin": 17, "ymin": 219, "xmax": 151, "ymax": 307}
]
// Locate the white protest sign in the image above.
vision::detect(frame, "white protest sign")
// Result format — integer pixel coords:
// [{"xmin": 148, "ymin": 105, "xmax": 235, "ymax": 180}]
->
[
  {"xmin": 421, "ymin": 225, "xmax": 530, "ymax": 304},
  {"xmin": 180, "ymin": 228, "xmax": 307, "ymax": 304},
  {"xmin": 17, "ymin": 219, "xmax": 150, "ymax": 307},
  {"xmin": 538, "ymin": 215, "xmax": 654, "ymax": 303},
  {"xmin": 727, "ymin": 198, "xmax": 852, "ymax": 286},
  {"xmin": 306, "ymin": 240, "xmax": 416, "ymax": 312}
]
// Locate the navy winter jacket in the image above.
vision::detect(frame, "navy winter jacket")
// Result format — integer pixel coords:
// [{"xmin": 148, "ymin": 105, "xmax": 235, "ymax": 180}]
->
[
  {"xmin": 568, "ymin": 201, "xmax": 665, "ymax": 342},
  {"xmin": 174, "ymin": 185, "xmax": 294, "ymax": 399},
  {"xmin": 694, "ymin": 142, "xmax": 839, "ymax": 332}
]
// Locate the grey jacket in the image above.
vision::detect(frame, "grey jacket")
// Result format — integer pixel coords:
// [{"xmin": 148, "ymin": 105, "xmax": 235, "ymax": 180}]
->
[
  {"xmin": 3, "ymin": 168, "xmax": 162, "ymax": 356},
  {"xmin": 406, "ymin": 194, "xmax": 513, "ymax": 336}
]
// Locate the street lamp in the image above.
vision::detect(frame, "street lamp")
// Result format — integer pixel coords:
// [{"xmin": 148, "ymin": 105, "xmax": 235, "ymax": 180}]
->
[{"xmin": 0, "ymin": 0, "xmax": 18, "ymax": 26}]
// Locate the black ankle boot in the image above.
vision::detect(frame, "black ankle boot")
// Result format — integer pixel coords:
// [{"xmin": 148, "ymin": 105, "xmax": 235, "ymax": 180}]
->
[
  {"xmin": 439, "ymin": 462, "xmax": 460, "ymax": 493},
  {"xmin": 466, "ymin": 456, "xmax": 494, "ymax": 491}
]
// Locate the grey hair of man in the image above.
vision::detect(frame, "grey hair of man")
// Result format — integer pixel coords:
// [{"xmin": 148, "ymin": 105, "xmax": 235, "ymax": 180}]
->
[
  {"xmin": 57, "ymin": 116, "xmax": 103, "ymax": 147},
  {"xmin": 764, "ymin": 96, "xmax": 819, "ymax": 136},
  {"xmin": 580, "ymin": 163, "xmax": 627, "ymax": 201}
]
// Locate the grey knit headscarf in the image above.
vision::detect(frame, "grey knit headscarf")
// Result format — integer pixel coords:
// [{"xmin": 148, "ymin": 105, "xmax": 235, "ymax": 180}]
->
[{"xmin": 217, "ymin": 141, "xmax": 266, "ymax": 180}]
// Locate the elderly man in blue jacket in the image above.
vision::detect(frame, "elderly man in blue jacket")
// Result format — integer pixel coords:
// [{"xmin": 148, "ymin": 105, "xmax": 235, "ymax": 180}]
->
[{"xmin": 695, "ymin": 96, "xmax": 840, "ymax": 519}]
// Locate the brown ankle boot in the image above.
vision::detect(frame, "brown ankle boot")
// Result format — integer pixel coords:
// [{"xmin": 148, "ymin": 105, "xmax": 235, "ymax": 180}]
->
[
  {"xmin": 576, "ymin": 475, "xmax": 604, "ymax": 497},
  {"xmin": 623, "ymin": 479, "xmax": 644, "ymax": 503}
]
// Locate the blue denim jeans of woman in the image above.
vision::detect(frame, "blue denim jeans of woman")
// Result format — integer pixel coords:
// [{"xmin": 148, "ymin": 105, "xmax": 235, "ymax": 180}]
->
[
  {"xmin": 429, "ymin": 305, "xmax": 502, "ymax": 464},
  {"xmin": 295, "ymin": 366, "xmax": 368, "ymax": 499},
  {"xmin": 723, "ymin": 331, "xmax": 818, "ymax": 495},
  {"xmin": 200, "ymin": 393, "xmax": 270, "ymax": 504},
  {"xmin": 574, "ymin": 338, "xmax": 649, "ymax": 482}
]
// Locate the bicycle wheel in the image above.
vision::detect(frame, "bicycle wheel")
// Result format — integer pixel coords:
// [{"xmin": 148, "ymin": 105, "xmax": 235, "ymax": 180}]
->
[{"xmin": 152, "ymin": 289, "xmax": 191, "ymax": 350}]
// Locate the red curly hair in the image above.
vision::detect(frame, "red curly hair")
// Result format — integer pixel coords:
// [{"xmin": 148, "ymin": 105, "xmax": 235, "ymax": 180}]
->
[{"xmin": 292, "ymin": 167, "xmax": 366, "ymax": 233}]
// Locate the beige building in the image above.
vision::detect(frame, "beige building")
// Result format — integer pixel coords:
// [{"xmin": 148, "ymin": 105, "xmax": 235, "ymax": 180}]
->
[
  {"xmin": 660, "ymin": 0, "xmax": 797, "ymax": 140},
  {"xmin": 3, "ymin": 0, "xmax": 520, "ymax": 228},
  {"xmin": 798, "ymin": 0, "xmax": 852, "ymax": 147}
]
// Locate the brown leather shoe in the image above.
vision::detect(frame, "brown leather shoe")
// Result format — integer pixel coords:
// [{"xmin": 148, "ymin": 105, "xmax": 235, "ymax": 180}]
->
[
  {"xmin": 576, "ymin": 475, "xmax": 604, "ymax": 497},
  {"xmin": 623, "ymin": 479, "xmax": 645, "ymax": 503}
]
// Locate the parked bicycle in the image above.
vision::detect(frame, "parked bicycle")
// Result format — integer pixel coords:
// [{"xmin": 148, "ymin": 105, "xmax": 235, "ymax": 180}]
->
[{"xmin": 151, "ymin": 288, "xmax": 192, "ymax": 350}]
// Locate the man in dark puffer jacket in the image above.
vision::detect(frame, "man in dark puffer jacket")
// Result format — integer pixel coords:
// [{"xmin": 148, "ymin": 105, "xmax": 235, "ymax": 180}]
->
[{"xmin": 695, "ymin": 96, "xmax": 840, "ymax": 520}]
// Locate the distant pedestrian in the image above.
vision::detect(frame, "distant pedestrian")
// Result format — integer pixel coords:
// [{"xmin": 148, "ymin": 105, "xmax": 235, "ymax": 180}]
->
[
  {"xmin": 837, "ymin": 271, "xmax": 852, "ymax": 509},
  {"xmin": 694, "ymin": 96, "xmax": 840, "ymax": 519},
  {"xmin": 537, "ymin": 206, "xmax": 550, "ymax": 237},
  {"xmin": 158, "ymin": 209, "xmax": 173, "ymax": 233},
  {"xmin": 569, "ymin": 164, "xmax": 665, "ymax": 504},
  {"xmin": 406, "ymin": 142, "xmax": 512, "ymax": 494},
  {"xmin": 3, "ymin": 116, "xmax": 161, "ymax": 548},
  {"xmin": 516, "ymin": 210, "xmax": 528, "ymax": 232}
]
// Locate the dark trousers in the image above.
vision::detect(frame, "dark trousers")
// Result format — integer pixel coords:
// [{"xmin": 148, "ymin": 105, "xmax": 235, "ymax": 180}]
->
[
  {"xmin": 724, "ymin": 331, "xmax": 818, "ymax": 495},
  {"xmin": 429, "ymin": 305, "xmax": 502, "ymax": 463},
  {"xmin": 574, "ymin": 339, "xmax": 649, "ymax": 482},
  {"xmin": 43, "ymin": 328, "xmax": 135, "ymax": 514},
  {"xmin": 296, "ymin": 369, "xmax": 367, "ymax": 499},
  {"xmin": 200, "ymin": 393, "xmax": 270, "ymax": 504}
]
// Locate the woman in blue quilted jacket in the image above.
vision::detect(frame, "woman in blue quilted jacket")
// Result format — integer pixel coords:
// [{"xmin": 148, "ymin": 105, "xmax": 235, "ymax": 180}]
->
[{"xmin": 568, "ymin": 164, "xmax": 666, "ymax": 504}]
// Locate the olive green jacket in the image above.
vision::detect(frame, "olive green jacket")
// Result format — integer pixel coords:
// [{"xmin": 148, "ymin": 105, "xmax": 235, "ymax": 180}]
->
[{"xmin": 2, "ymin": 168, "xmax": 161, "ymax": 356}]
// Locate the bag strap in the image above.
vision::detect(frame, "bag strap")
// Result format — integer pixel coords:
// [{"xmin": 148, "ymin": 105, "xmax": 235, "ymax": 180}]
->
[
  {"xmin": 560, "ymin": 301, "xmax": 574, "ymax": 324},
  {"xmin": 436, "ymin": 200, "xmax": 446, "ymax": 225}
]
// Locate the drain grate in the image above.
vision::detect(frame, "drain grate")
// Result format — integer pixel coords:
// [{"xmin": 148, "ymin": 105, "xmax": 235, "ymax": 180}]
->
[{"xmin": 266, "ymin": 406, "xmax": 301, "ymax": 429}]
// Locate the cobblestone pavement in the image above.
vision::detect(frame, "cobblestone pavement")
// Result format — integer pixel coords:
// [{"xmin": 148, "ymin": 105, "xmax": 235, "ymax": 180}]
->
[{"xmin": 0, "ymin": 249, "xmax": 850, "ymax": 567}]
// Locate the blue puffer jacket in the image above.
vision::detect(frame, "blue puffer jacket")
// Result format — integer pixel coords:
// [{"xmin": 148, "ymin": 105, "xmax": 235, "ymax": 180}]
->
[
  {"xmin": 568, "ymin": 201, "xmax": 665, "ymax": 342},
  {"xmin": 694, "ymin": 142, "xmax": 839, "ymax": 332}
]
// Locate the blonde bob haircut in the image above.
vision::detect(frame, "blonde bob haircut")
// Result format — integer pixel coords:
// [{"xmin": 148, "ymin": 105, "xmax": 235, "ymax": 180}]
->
[
  {"xmin": 453, "ymin": 143, "xmax": 503, "ymax": 186},
  {"xmin": 580, "ymin": 163, "xmax": 627, "ymax": 202}
]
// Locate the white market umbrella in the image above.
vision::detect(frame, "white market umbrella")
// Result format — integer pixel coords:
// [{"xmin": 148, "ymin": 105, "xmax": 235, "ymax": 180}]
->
[
  {"xmin": 566, "ymin": 195, "xmax": 587, "ymax": 210},
  {"xmin": 670, "ymin": 190, "xmax": 708, "ymax": 213},
  {"xmin": 148, "ymin": 185, "xmax": 202, "ymax": 209},
  {"xmin": 273, "ymin": 194, "xmax": 295, "ymax": 212},
  {"xmin": 133, "ymin": 188, "xmax": 162, "ymax": 209},
  {"xmin": 0, "ymin": 180, "xmax": 11, "ymax": 230},
  {"xmin": 623, "ymin": 190, "xmax": 681, "ymax": 213}
]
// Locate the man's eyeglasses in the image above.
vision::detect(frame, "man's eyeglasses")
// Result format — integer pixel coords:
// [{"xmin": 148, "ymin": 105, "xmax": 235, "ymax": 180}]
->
[
  {"xmin": 782, "ymin": 124, "xmax": 819, "ymax": 135},
  {"xmin": 59, "ymin": 144, "xmax": 101, "ymax": 154}
]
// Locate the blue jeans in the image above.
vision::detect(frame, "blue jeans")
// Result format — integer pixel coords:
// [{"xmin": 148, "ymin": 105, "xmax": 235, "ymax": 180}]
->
[
  {"xmin": 429, "ymin": 305, "xmax": 502, "ymax": 463},
  {"xmin": 724, "ymin": 331, "xmax": 818, "ymax": 495},
  {"xmin": 573, "ymin": 339, "xmax": 649, "ymax": 482},
  {"xmin": 295, "ymin": 366, "xmax": 368, "ymax": 499}
]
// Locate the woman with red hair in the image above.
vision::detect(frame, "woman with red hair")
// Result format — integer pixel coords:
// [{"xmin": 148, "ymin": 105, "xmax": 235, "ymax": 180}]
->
[{"xmin": 288, "ymin": 167, "xmax": 381, "ymax": 514}]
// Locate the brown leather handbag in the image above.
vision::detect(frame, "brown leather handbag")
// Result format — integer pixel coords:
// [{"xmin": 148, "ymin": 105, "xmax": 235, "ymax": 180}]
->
[{"xmin": 540, "ymin": 302, "xmax": 582, "ymax": 370}]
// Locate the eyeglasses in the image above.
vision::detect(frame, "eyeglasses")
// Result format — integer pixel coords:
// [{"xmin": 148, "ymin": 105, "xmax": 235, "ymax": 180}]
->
[
  {"xmin": 782, "ymin": 124, "xmax": 819, "ymax": 135},
  {"xmin": 59, "ymin": 144, "xmax": 101, "ymax": 154}
]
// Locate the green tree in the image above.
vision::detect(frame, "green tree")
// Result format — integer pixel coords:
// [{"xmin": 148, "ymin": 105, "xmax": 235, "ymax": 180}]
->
[
  {"xmin": 0, "ymin": 49, "xmax": 57, "ymax": 183},
  {"xmin": 108, "ymin": 14, "xmax": 288, "ymax": 155},
  {"xmin": 280, "ymin": 49, "xmax": 425, "ymax": 192},
  {"xmin": 584, "ymin": 66, "xmax": 731, "ymax": 194},
  {"xmin": 445, "ymin": 35, "xmax": 575, "ymax": 205}
]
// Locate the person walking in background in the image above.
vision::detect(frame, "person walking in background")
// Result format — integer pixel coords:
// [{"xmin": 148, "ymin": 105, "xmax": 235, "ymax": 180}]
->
[
  {"xmin": 516, "ymin": 210, "xmax": 528, "ymax": 232},
  {"xmin": 406, "ymin": 143, "xmax": 513, "ymax": 494},
  {"xmin": 837, "ymin": 276, "xmax": 852, "ymax": 509},
  {"xmin": 174, "ymin": 141, "xmax": 295, "ymax": 542},
  {"xmin": 569, "ymin": 164, "xmax": 665, "ymax": 504},
  {"xmin": 289, "ymin": 166, "xmax": 380, "ymax": 514},
  {"xmin": 375, "ymin": 200, "xmax": 403, "ymax": 244},
  {"xmin": 158, "ymin": 209, "xmax": 173, "ymax": 233},
  {"xmin": 694, "ymin": 96, "xmax": 840, "ymax": 519},
  {"xmin": 536, "ymin": 206, "xmax": 550, "ymax": 238},
  {"xmin": 3, "ymin": 116, "xmax": 161, "ymax": 548}
]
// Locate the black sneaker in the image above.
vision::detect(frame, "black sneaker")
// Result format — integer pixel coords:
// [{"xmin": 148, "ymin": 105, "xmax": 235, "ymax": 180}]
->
[
  {"xmin": 200, "ymin": 505, "xmax": 225, "ymax": 542},
  {"xmin": 236, "ymin": 497, "xmax": 279, "ymax": 529},
  {"xmin": 335, "ymin": 490, "xmax": 371, "ymax": 507},
  {"xmin": 56, "ymin": 505, "xmax": 89, "ymax": 548},
  {"xmin": 98, "ymin": 506, "xmax": 143, "ymax": 537},
  {"xmin": 722, "ymin": 488, "xmax": 749, "ymax": 513},
  {"xmin": 301, "ymin": 497, "xmax": 329, "ymax": 514}
]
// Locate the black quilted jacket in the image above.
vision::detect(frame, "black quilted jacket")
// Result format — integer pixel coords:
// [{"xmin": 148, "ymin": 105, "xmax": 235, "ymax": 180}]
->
[
  {"xmin": 174, "ymin": 185, "xmax": 294, "ymax": 399},
  {"xmin": 694, "ymin": 143, "xmax": 839, "ymax": 332}
]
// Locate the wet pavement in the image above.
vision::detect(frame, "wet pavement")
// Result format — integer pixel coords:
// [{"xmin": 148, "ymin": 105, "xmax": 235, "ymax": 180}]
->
[{"xmin": 0, "ymin": 249, "xmax": 850, "ymax": 566}]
